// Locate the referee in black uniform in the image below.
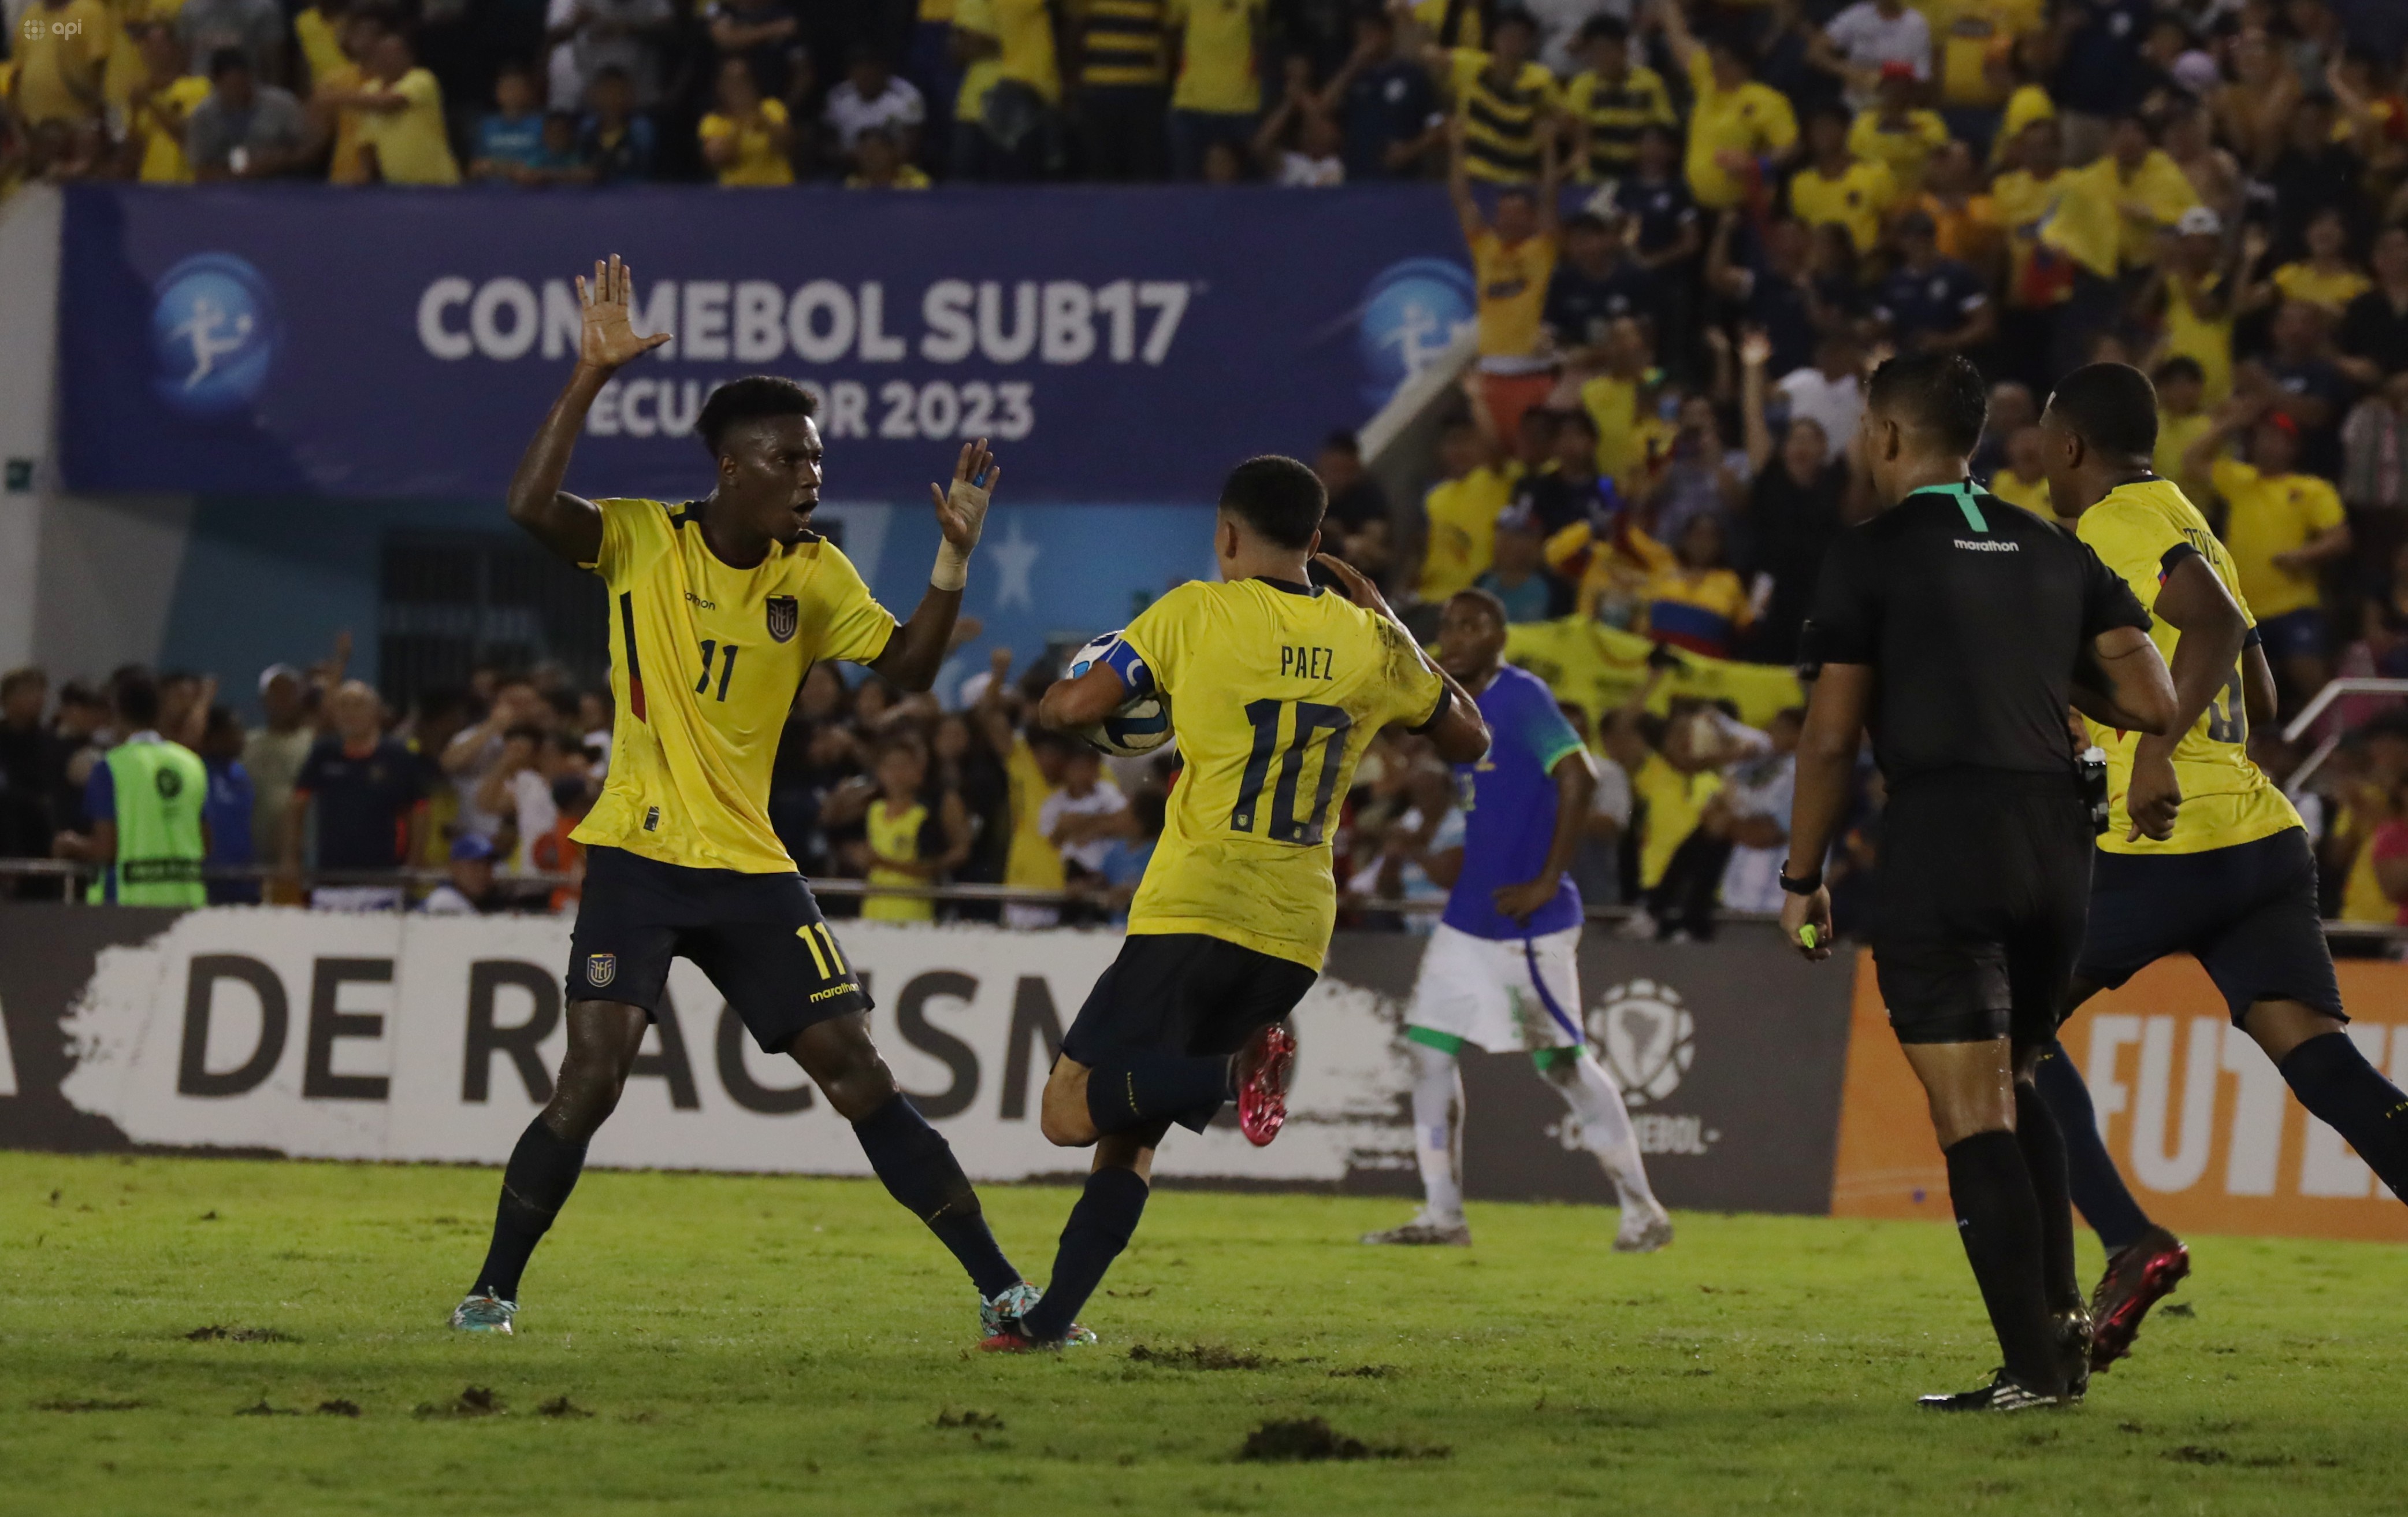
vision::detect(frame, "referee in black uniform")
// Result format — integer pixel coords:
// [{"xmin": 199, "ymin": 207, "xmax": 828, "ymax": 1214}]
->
[{"xmin": 1778, "ymin": 354, "xmax": 2179, "ymax": 1412}]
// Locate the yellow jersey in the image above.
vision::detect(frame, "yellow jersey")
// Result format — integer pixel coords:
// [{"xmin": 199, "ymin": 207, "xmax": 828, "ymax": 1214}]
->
[
  {"xmin": 1448, "ymin": 48, "xmax": 1559, "ymax": 184},
  {"xmin": 293, "ymin": 5, "xmax": 347, "ymax": 86},
  {"xmin": 574, "ymin": 499, "xmax": 898, "ymax": 873},
  {"xmin": 953, "ymin": 0, "xmax": 1005, "ymax": 118},
  {"xmin": 701, "ymin": 100, "xmax": 796, "ymax": 186},
  {"xmin": 1990, "ymin": 468, "xmax": 2054, "ymax": 522},
  {"xmin": 1581, "ymin": 372, "xmax": 1643, "ymax": 480},
  {"xmin": 1565, "ymin": 63, "xmax": 1674, "ymax": 180},
  {"xmin": 1918, "ymin": 0, "xmax": 2037, "ymax": 108},
  {"xmin": 1845, "ymin": 108, "xmax": 1949, "ymax": 195},
  {"xmin": 1990, "ymin": 166, "xmax": 2064, "ymax": 301},
  {"xmin": 2270, "ymin": 261, "xmax": 2372, "ymax": 316},
  {"xmin": 357, "ymin": 67, "xmax": 462, "ymax": 185},
  {"xmin": 2154, "ymin": 409, "xmax": 2212, "ymax": 502},
  {"xmin": 1077, "ymin": 0, "xmax": 1167, "ymax": 89},
  {"xmin": 1469, "ymin": 229, "xmax": 1557, "ymax": 364},
  {"xmin": 1788, "ymin": 158, "xmax": 1896, "ymax": 254},
  {"xmin": 2162, "ymin": 273, "xmax": 2232, "ymax": 403},
  {"xmin": 1419, "ymin": 466, "xmax": 1510, "ymax": 600},
  {"xmin": 1684, "ymin": 51, "xmax": 1795, "ymax": 211},
  {"xmin": 133, "ymin": 74, "xmax": 213, "ymax": 183},
  {"xmin": 2046, "ymin": 150, "xmax": 2196, "ymax": 277},
  {"xmin": 1004, "ymin": 737, "xmax": 1065, "ymax": 891},
  {"xmin": 1166, "ymin": 0, "xmax": 1261, "ymax": 114},
  {"xmin": 1632, "ymin": 751, "xmax": 1718, "ymax": 888},
  {"xmin": 865, "ymin": 799, "xmax": 935, "ymax": 921},
  {"xmin": 1118, "ymin": 578, "xmax": 1446, "ymax": 966},
  {"xmin": 2076, "ymin": 477, "xmax": 2302, "ymax": 856},
  {"xmin": 2208, "ymin": 458, "xmax": 2346, "ymax": 621}
]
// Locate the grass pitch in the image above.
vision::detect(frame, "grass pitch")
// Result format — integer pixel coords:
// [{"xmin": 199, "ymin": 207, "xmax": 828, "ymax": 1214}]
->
[{"xmin": 3, "ymin": 1152, "xmax": 2403, "ymax": 1516}]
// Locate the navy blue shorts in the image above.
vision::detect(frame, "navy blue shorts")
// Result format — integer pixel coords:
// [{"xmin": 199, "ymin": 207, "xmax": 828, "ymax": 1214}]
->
[
  {"xmin": 2075, "ymin": 827, "xmax": 2342, "ymax": 1025},
  {"xmin": 1061, "ymin": 933, "xmax": 1317, "ymax": 1133},
  {"xmin": 2254, "ymin": 608, "xmax": 2327, "ymax": 663},
  {"xmin": 566, "ymin": 845, "xmax": 872, "ymax": 1053}
]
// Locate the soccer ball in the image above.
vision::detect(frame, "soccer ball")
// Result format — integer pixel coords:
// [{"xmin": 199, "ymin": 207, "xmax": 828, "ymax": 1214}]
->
[{"xmin": 1065, "ymin": 631, "xmax": 1173, "ymax": 756}]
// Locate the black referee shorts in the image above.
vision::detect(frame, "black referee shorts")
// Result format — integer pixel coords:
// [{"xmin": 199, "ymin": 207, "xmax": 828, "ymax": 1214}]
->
[
  {"xmin": 1871, "ymin": 772, "xmax": 2095, "ymax": 1047},
  {"xmin": 2076, "ymin": 826, "xmax": 2342, "ymax": 1025},
  {"xmin": 566, "ymin": 845, "xmax": 872, "ymax": 1054},
  {"xmin": 1061, "ymin": 932, "xmax": 1319, "ymax": 1133}
]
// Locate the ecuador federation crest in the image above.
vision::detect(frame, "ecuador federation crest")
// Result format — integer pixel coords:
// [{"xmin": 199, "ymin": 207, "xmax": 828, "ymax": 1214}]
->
[
  {"xmin": 765, "ymin": 595, "xmax": 798, "ymax": 643},
  {"xmin": 585, "ymin": 953, "xmax": 616, "ymax": 988}
]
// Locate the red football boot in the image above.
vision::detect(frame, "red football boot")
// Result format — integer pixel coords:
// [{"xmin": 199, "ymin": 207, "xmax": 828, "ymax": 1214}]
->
[
  {"xmin": 1234, "ymin": 1022, "xmax": 1297, "ymax": 1147},
  {"xmin": 2089, "ymin": 1225, "xmax": 2190, "ymax": 1372}
]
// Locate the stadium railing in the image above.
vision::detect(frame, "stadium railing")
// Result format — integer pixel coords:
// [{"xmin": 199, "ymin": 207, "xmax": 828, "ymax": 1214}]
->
[
  {"xmin": 2281, "ymin": 677, "xmax": 2408, "ymax": 800},
  {"xmin": 1, "ymin": 859, "xmax": 2400, "ymax": 945}
]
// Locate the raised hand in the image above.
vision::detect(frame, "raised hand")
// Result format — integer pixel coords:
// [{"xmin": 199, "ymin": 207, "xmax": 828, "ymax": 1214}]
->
[
  {"xmin": 928, "ymin": 437, "xmax": 998, "ymax": 553},
  {"xmin": 577, "ymin": 254, "xmax": 671, "ymax": 372},
  {"xmin": 1314, "ymin": 551, "xmax": 1401, "ymax": 626}
]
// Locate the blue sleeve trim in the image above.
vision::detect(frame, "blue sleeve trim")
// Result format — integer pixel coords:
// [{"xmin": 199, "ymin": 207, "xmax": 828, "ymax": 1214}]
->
[
  {"xmin": 1099, "ymin": 637, "xmax": 1153, "ymax": 696},
  {"xmin": 83, "ymin": 759, "xmax": 116, "ymax": 823}
]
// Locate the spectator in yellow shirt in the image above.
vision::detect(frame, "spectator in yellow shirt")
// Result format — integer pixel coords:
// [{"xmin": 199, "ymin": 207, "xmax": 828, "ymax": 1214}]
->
[
  {"xmin": 948, "ymin": 0, "xmax": 1058, "ymax": 180},
  {"xmin": 292, "ymin": 0, "xmax": 349, "ymax": 88},
  {"xmin": 1564, "ymin": 16, "xmax": 1674, "ymax": 183},
  {"xmin": 1787, "ymin": 104, "xmax": 1896, "ymax": 255},
  {"xmin": 1986, "ymin": 425, "xmax": 2054, "ymax": 522},
  {"xmin": 1436, "ymin": 12, "xmax": 1557, "ymax": 186},
  {"xmin": 1989, "ymin": 116, "xmax": 2067, "ymax": 310},
  {"xmin": 11, "ymin": 0, "xmax": 113, "ymax": 129},
  {"xmin": 1579, "ymin": 315, "xmax": 1654, "ymax": 487},
  {"xmin": 699, "ymin": 56, "xmax": 795, "ymax": 184},
  {"xmin": 121, "ymin": 25, "xmax": 212, "ymax": 183},
  {"xmin": 2043, "ymin": 108, "xmax": 2195, "ymax": 375},
  {"xmin": 1450, "ymin": 117, "xmax": 1560, "ymax": 454},
  {"xmin": 845, "ymin": 126, "xmax": 930, "ymax": 187},
  {"xmin": 2149, "ymin": 355, "xmax": 2213, "ymax": 505},
  {"xmin": 1846, "ymin": 63, "xmax": 1949, "ymax": 195},
  {"xmin": 325, "ymin": 31, "xmax": 462, "ymax": 185},
  {"xmin": 1166, "ymin": 0, "xmax": 1264, "ymax": 179},
  {"xmin": 2186, "ymin": 406, "xmax": 2352, "ymax": 708},
  {"xmin": 2139, "ymin": 206, "xmax": 2239, "ymax": 403},
  {"xmin": 2268, "ymin": 206, "xmax": 2373, "ymax": 318},
  {"xmin": 1416, "ymin": 416, "xmax": 1511, "ymax": 602},
  {"xmin": 1658, "ymin": 0, "xmax": 1797, "ymax": 213}
]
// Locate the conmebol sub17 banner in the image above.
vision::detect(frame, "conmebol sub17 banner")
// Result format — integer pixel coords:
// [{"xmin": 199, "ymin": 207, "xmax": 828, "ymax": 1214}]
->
[{"xmin": 55, "ymin": 184, "xmax": 1471, "ymax": 503}]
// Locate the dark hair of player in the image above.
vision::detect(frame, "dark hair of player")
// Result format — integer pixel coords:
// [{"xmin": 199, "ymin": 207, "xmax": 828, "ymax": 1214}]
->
[
  {"xmin": 1866, "ymin": 351, "xmax": 1988, "ymax": 460},
  {"xmin": 1449, "ymin": 587, "xmax": 1509, "ymax": 630},
  {"xmin": 1219, "ymin": 455, "xmax": 1327, "ymax": 550},
  {"xmin": 116, "ymin": 671, "xmax": 161, "ymax": 728},
  {"xmin": 2047, "ymin": 362, "xmax": 2160, "ymax": 462},
  {"xmin": 696, "ymin": 376, "xmax": 818, "ymax": 459}
]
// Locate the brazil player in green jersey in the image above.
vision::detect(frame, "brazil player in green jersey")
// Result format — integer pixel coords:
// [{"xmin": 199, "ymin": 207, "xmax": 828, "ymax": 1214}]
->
[{"xmin": 449, "ymin": 256, "xmax": 1041, "ymax": 1340}]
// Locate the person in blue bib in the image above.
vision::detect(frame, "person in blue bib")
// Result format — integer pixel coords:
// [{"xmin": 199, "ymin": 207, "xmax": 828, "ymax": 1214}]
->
[{"xmin": 1363, "ymin": 588, "xmax": 1670, "ymax": 1252}]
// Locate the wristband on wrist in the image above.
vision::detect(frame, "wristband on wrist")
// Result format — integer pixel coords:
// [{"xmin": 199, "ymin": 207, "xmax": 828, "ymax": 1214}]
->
[{"xmin": 1778, "ymin": 866, "xmax": 1822, "ymax": 895}]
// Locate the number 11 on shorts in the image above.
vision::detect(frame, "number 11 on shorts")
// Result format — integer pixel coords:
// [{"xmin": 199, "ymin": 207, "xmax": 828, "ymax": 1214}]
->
[{"xmin": 796, "ymin": 921, "xmax": 848, "ymax": 979}]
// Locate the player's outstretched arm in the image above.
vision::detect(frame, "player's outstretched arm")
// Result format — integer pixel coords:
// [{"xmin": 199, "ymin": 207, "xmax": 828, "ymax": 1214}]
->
[
  {"xmin": 1313, "ymin": 552, "xmax": 1490, "ymax": 763},
  {"xmin": 867, "ymin": 440, "xmax": 998, "ymax": 692},
  {"xmin": 505, "ymin": 254, "xmax": 670, "ymax": 566}
]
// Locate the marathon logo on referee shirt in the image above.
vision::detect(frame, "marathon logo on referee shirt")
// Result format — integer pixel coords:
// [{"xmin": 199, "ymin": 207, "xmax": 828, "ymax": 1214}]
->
[{"xmin": 1955, "ymin": 539, "xmax": 2021, "ymax": 552}]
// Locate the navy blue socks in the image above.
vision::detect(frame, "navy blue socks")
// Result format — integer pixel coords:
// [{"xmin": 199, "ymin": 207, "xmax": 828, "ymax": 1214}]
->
[
  {"xmin": 2279, "ymin": 1032, "xmax": 2408, "ymax": 1202},
  {"xmin": 2032, "ymin": 1041, "xmax": 2153, "ymax": 1253},
  {"xmin": 473, "ymin": 1117, "xmax": 589, "ymax": 1301},
  {"xmin": 854, "ymin": 1095, "xmax": 1021, "ymax": 1298},
  {"xmin": 1021, "ymin": 1166, "xmax": 1149, "ymax": 1342}
]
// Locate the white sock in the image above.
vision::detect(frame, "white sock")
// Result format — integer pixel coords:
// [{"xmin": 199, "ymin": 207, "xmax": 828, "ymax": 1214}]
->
[
  {"xmin": 1409, "ymin": 1041, "xmax": 1465, "ymax": 1226},
  {"xmin": 1557, "ymin": 1048, "xmax": 1658, "ymax": 1210}
]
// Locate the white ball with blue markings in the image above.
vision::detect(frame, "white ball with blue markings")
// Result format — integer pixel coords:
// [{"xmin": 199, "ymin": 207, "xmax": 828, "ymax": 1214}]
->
[{"xmin": 1066, "ymin": 631, "xmax": 1173, "ymax": 756}]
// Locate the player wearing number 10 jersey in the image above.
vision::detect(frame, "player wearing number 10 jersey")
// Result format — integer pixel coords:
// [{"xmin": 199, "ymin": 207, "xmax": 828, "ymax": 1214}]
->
[
  {"xmin": 2035, "ymin": 364, "xmax": 2408, "ymax": 1374},
  {"xmin": 448, "ymin": 256, "xmax": 1042, "ymax": 1342},
  {"xmin": 979, "ymin": 456, "xmax": 1493, "ymax": 1349}
]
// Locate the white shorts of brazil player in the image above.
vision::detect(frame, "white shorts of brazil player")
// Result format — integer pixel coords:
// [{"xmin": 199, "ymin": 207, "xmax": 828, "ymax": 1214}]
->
[{"xmin": 1407, "ymin": 921, "xmax": 1585, "ymax": 1054}]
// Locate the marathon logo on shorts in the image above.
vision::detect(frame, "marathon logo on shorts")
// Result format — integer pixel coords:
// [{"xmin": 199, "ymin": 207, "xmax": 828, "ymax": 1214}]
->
[
  {"xmin": 585, "ymin": 953, "xmax": 616, "ymax": 988},
  {"xmin": 1955, "ymin": 539, "xmax": 2020, "ymax": 552},
  {"xmin": 765, "ymin": 595, "xmax": 798, "ymax": 644}
]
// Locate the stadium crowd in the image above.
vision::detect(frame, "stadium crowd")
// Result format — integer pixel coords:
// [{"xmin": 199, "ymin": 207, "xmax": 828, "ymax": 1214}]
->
[{"xmin": 5, "ymin": 0, "xmax": 2408, "ymax": 930}]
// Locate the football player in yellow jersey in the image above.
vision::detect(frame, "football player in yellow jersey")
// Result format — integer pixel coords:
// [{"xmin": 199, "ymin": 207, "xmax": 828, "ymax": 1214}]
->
[
  {"xmin": 2035, "ymin": 364, "xmax": 2408, "ymax": 1373},
  {"xmin": 449, "ymin": 257, "xmax": 1046, "ymax": 1343},
  {"xmin": 978, "ymin": 457, "xmax": 1491, "ymax": 1349}
]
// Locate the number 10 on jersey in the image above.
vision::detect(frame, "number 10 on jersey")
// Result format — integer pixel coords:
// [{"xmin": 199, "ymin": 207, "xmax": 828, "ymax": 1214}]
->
[{"xmin": 1230, "ymin": 699, "xmax": 1352, "ymax": 845}]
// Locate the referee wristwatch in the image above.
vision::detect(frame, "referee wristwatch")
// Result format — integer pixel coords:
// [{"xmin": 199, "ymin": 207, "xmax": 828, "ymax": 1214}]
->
[{"xmin": 1778, "ymin": 866, "xmax": 1823, "ymax": 896}]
